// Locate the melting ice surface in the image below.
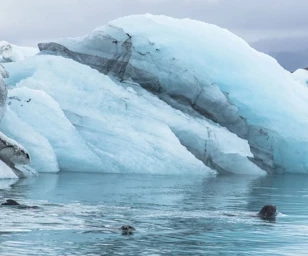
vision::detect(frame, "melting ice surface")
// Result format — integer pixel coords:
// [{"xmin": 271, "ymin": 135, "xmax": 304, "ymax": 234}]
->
[
  {"xmin": 0, "ymin": 41, "xmax": 38, "ymax": 63},
  {"xmin": 2, "ymin": 55, "xmax": 264, "ymax": 175},
  {"xmin": 0, "ymin": 172, "xmax": 308, "ymax": 255},
  {"xmin": 4, "ymin": 15, "xmax": 308, "ymax": 174},
  {"xmin": 40, "ymin": 14, "xmax": 308, "ymax": 174},
  {"xmin": 293, "ymin": 69, "xmax": 308, "ymax": 86}
]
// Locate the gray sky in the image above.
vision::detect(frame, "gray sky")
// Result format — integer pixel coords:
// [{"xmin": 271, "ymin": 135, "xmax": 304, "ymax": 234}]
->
[{"xmin": 1, "ymin": 0, "xmax": 308, "ymax": 47}]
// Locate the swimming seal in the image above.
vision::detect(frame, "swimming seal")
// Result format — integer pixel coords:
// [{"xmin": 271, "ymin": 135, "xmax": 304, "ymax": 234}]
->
[
  {"xmin": 1, "ymin": 199, "xmax": 39, "ymax": 209},
  {"xmin": 257, "ymin": 204, "xmax": 277, "ymax": 219},
  {"xmin": 1, "ymin": 199, "xmax": 19, "ymax": 205},
  {"xmin": 120, "ymin": 225, "xmax": 136, "ymax": 235},
  {"xmin": 223, "ymin": 204, "xmax": 278, "ymax": 220}
]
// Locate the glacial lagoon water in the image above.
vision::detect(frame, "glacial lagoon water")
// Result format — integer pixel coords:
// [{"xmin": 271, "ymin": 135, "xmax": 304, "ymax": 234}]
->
[{"xmin": 0, "ymin": 172, "xmax": 308, "ymax": 255}]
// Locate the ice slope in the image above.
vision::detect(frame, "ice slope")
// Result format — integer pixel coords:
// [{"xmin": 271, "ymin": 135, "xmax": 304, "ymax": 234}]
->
[
  {"xmin": 38, "ymin": 14, "xmax": 308, "ymax": 173},
  {"xmin": 3, "ymin": 55, "xmax": 264, "ymax": 175},
  {"xmin": 0, "ymin": 41, "xmax": 38, "ymax": 63},
  {"xmin": 0, "ymin": 64, "xmax": 9, "ymax": 78},
  {"xmin": 293, "ymin": 69, "xmax": 308, "ymax": 86},
  {"xmin": 0, "ymin": 128, "xmax": 36, "ymax": 178},
  {"xmin": 0, "ymin": 66, "xmax": 34, "ymax": 178},
  {"xmin": 0, "ymin": 160, "xmax": 18, "ymax": 178},
  {"xmin": 0, "ymin": 129, "xmax": 30, "ymax": 179},
  {"xmin": 0, "ymin": 107, "xmax": 59, "ymax": 173},
  {"xmin": 0, "ymin": 67, "xmax": 7, "ymax": 121},
  {"xmin": 7, "ymin": 87, "xmax": 104, "ymax": 172}
]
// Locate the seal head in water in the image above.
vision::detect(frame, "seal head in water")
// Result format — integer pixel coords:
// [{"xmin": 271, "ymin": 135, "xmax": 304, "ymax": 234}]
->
[
  {"xmin": 1, "ymin": 199, "xmax": 39, "ymax": 209},
  {"xmin": 120, "ymin": 225, "xmax": 136, "ymax": 235},
  {"xmin": 1, "ymin": 199, "xmax": 20, "ymax": 206},
  {"xmin": 258, "ymin": 204, "xmax": 277, "ymax": 219}
]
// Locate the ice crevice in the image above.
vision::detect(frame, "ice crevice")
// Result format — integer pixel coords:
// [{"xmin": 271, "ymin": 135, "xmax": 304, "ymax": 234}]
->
[{"xmin": 169, "ymin": 125, "xmax": 265, "ymax": 175}]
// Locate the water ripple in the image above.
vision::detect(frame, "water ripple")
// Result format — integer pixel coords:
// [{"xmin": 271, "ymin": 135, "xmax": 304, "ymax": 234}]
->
[{"xmin": 0, "ymin": 173, "xmax": 307, "ymax": 255}]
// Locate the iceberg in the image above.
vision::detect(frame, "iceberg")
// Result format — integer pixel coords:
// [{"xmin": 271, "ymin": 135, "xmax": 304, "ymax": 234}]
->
[
  {"xmin": 0, "ymin": 64, "xmax": 9, "ymax": 78},
  {"xmin": 3, "ymin": 54, "xmax": 264, "ymax": 175},
  {"xmin": 7, "ymin": 86, "xmax": 103, "ymax": 172},
  {"xmin": 0, "ymin": 67, "xmax": 7, "ymax": 121},
  {"xmin": 0, "ymin": 159, "xmax": 18, "ymax": 179},
  {"xmin": 37, "ymin": 14, "xmax": 308, "ymax": 173},
  {"xmin": 0, "ymin": 130, "xmax": 32, "ymax": 177},
  {"xmin": 0, "ymin": 41, "xmax": 38, "ymax": 63},
  {"xmin": 0, "ymin": 107, "xmax": 59, "ymax": 173},
  {"xmin": 0, "ymin": 66, "xmax": 33, "ymax": 178},
  {"xmin": 293, "ymin": 69, "xmax": 308, "ymax": 86}
]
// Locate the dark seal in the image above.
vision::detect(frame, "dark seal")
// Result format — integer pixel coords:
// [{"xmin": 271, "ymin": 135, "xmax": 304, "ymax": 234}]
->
[
  {"xmin": 2, "ymin": 199, "xmax": 19, "ymax": 206},
  {"xmin": 1, "ymin": 199, "xmax": 39, "ymax": 209},
  {"xmin": 223, "ymin": 204, "xmax": 278, "ymax": 220},
  {"xmin": 257, "ymin": 204, "xmax": 277, "ymax": 219},
  {"xmin": 120, "ymin": 225, "xmax": 136, "ymax": 235}
]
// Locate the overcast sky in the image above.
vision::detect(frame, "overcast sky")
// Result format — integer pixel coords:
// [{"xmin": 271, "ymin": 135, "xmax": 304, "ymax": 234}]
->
[{"xmin": 1, "ymin": 0, "xmax": 308, "ymax": 47}]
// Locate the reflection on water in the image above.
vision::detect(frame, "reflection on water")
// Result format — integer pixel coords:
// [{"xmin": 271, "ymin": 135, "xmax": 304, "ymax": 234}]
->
[{"xmin": 0, "ymin": 173, "xmax": 308, "ymax": 255}]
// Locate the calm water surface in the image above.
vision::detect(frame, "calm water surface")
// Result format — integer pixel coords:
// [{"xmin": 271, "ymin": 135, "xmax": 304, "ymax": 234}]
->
[{"xmin": 0, "ymin": 172, "xmax": 308, "ymax": 255}]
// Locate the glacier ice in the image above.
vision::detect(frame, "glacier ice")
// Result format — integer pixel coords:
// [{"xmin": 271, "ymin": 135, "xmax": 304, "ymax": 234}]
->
[
  {"xmin": 3, "ymin": 54, "xmax": 265, "ymax": 175},
  {"xmin": 0, "ymin": 65, "xmax": 36, "ymax": 178},
  {"xmin": 0, "ymin": 107, "xmax": 59, "ymax": 173},
  {"xmin": 0, "ymin": 129, "xmax": 35, "ymax": 178},
  {"xmin": 38, "ymin": 14, "xmax": 308, "ymax": 173},
  {"xmin": 0, "ymin": 41, "xmax": 38, "ymax": 63},
  {"xmin": 0, "ymin": 64, "xmax": 9, "ymax": 78},
  {"xmin": 293, "ymin": 69, "xmax": 308, "ymax": 86},
  {"xmin": 0, "ymin": 159, "xmax": 18, "ymax": 179},
  {"xmin": 0, "ymin": 130, "xmax": 29, "ymax": 166},
  {"xmin": 7, "ymin": 87, "xmax": 104, "ymax": 172},
  {"xmin": 0, "ymin": 67, "xmax": 8, "ymax": 121}
]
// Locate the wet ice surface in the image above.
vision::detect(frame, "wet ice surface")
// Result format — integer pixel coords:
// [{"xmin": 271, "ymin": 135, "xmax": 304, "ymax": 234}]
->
[{"xmin": 0, "ymin": 173, "xmax": 308, "ymax": 255}]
